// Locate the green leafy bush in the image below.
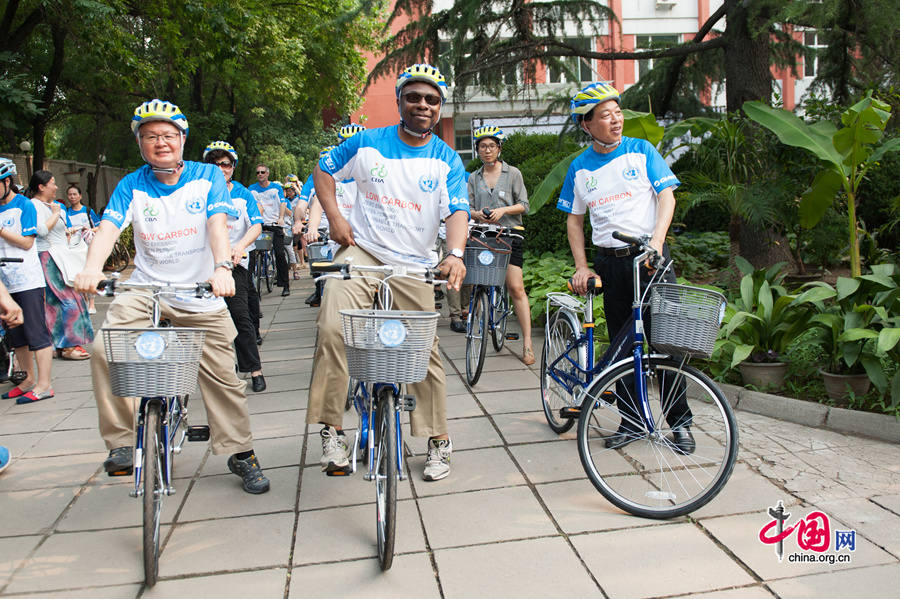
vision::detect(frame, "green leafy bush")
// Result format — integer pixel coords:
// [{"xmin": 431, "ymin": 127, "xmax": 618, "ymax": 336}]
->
[{"xmin": 668, "ymin": 231, "xmax": 729, "ymax": 279}]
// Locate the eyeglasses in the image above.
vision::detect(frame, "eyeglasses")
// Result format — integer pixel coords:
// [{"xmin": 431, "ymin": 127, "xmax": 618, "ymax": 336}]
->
[
  {"xmin": 256, "ymin": 170, "xmax": 267, "ymax": 174},
  {"xmin": 140, "ymin": 133, "xmax": 180, "ymax": 144},
  {"xmin": 215, "ymin": 161, "xmax": 234, "ymax": 168},
  {"xmin": 402, "ymin": 92, "xmax": 442, "ymax": 106},
  {"xmin": 478, "ymin": 143, "xmax": 499, "ymax": 151}
]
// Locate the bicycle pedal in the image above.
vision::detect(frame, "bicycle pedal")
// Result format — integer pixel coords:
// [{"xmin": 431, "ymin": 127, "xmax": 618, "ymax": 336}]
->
[
  {"xmin": 326, "ymin": 468, "xmax": 352, "ymax": 477},
  {"xmin": 400, "ymin": 395, "xmax": 417, "ymax": 411},
  {"xmin": 186, "ymin": 425, "xmax": 210, "ymax": 442},
  {"xmin": 559, "ymin": 406, "xmax": 581, "ymax": 420},
  {"xmin": 107, "ymin": 467, "xmax": 133, "ymax": 477},
  {"xmin": 505, "ymin": 333, "xmax": 520, "ymax": 340}
]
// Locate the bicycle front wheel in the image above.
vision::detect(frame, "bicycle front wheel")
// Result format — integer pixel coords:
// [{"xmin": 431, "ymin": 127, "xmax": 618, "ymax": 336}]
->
[
  {"xmin": 374, "ymin": 388, "xmax": 397, "ymax": 570},
  {"xmin": 264, "ymin": 252, "xmax": 275, "ymax": 293},
  {"xmin": 490, "ymin": 287, "xmax": 509, "ymax": 351},
  {"xmin": 142, "ymin": 404, "xmax": 164, "ymax": 586},
  {"xmin": 576, "ymin": 358, "xmax": 738, "ymax": 518},
  {"xmin": 540, "ymin": 309, "xmax": 584, "ymax": 433},
  {"xmin": 465, "ymin": 289, "xmax": 488, "ymax": 386}
]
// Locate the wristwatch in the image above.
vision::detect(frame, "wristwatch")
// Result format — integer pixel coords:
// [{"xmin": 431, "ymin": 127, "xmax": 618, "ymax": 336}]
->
[
  {"xmin": 449, "ymin": 248, "xmax": 464, "ymax": 259},
  {"xmin": 214, "ymin": 260, "xmax": 235, "ymax": 271}
]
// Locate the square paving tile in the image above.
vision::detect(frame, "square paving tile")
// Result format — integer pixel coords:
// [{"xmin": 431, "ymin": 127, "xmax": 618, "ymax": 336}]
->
[
  {"xmin": 435, "ymin": 537, "xmax": 600, "ymax": 598},
  {"xmin": 249, "ymin": 409, "xmax": 307, "ymax": 439},
  {"xmin": 571, "ymin": 522, "xmax": 754, "ymax": 598},
  {"xmin": 160, "ymin": 512, "xmax": 294, "ymax": 577},
  {"xmin": 144, "ymin": 567, "xmax": 287, "ymax": 598},
  {"xmin": 0, "ymin": 487, "xmax": 77, "ymax": 535},
  {"xmin": 57, "ymin": 482, "xmax": 181, "ymax": 532},
  {"xmin": 288, "ymin": 552, "xmax": 439, "ymax": 598},
  {"xmin": 292, "ymin": 501, "xmax": 426, "ymax": 564},
  {"xmin": 31, "ymin": 584, "xmax": 141, "ymax": 598},
  {"xmin": 508, "ymin": 439, "xmax": 584, "ymax": 484},
  {"xmin": 197, "ymin": 434, "xmax": 302, "ymax": 474},
  {"xmin": 418, "ymin": 486, "xmax": 556, "ymax": 548},
  {"xmin": 536, "ymin": 479, "xmax": 669, "ymax": 534},
  {"xmin": 445, "ymin": 393, "xmax": 483, "ymax": 419},
  {"xmin": 405, "ymin": 416, "xmax": 503, "ymax": 455},
  {"xmin": 476, "ymin": 389, "xmax": 541, "ymax": 415},
  {"xmin": 247, "ymin": 390, "xmax": 308, "ymax": 414},
  {"xmin": 178, "ymin": 466, "xmax": 298, "ymax": 521},
  {"xmin": 297, "ymin": 465, "xmax": 412, "ymax": 511},
  {"xmin": 463, "ymin": 368, "xmax": 539, "ymax": 393},
  {"xmin": 406, "ymin": 447, "xmax": 526, "ymax": 497},
  {"xmin": 54, "ymin": 407, "xmax": 99, "ymax": 430},
  {"xmin": 767, "ymin": 562, "xmax": 900, "ymax": 598},
  {"xmin": 815, "ymin": 497, "xmax": 900, "ymax": 557},
  {"xmin": 23, "ymin": 429, "xmax": 107, "ymax": 458},
  {"xmin": 0, "ymin": 535, "xmax": 41, "ymax": 588},
  {"xmin": 0, "ymin": 453, "xmax": 101, "ymax": 490},
  {"xmin": 670, "ymin": 587, "xmax": 775, "ymax": 599},
  {"xmin": 493, "ymin": 411, "xmax": 575, "ymax": 445},
  {"xmin": 0, "ymin": 411, "xmax": 71, "ymax": 435},
  {"xmin": 693, "ymin": 463, "xmax": 801, "ymax": 519}
]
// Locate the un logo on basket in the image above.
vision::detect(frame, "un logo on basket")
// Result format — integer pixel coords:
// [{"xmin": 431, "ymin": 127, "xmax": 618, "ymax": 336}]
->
[
  {"xmin": 185, "ymin": 199, "xmax": 204, "ymax": 214},
  {"xmin": 478, "ymin": 250, "xmax": 495, "ymax": 266},
  {"xmin": 134, "ymin": 331, "xmax": 166, "ymax": 360},
  {"xmin": 418, "ymin": 175, "xmax": 438, "ymax": 193},
  {"xmin": 378, "ymin": 320, "xmax": 408, "ymax": 348}
]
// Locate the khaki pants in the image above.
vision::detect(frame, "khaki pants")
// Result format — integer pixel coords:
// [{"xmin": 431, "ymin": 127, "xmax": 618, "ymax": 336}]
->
[
  {"xmin": 307, "ymin": 245, "xmax": 448, "ymax": 437},
  {"xmin": 91, "ymin": 294, "xmax": 254, "ymax": 455}
]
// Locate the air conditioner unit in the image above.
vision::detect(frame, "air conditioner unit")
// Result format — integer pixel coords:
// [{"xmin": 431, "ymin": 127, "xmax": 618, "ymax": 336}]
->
[{"xmin": 656, "ymin": 0, "xmax": 678, "ymax": 9}]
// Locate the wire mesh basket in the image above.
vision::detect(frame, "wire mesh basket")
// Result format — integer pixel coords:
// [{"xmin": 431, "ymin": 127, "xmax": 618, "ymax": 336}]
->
[
  {"xmin": 102, "ymin": 327, "xmax": 206, "ymax": 397},
  {"xmin": 254, "ymin": 232, "xmax": 273, "ymax": 251},
  {"xmin": 462, "ymin": 237, "xmax": 511, "ymax": 286},
  {"xmin": 339, "ymin": 309, "xmax": 439, "ymax": 383},
  {"xmin": 648, "ymin": 283, "xmax": 726, "ymax": 358},
  {"xmin": 307, "ymin": 242, "xmax": 333, "ymax": 263}
]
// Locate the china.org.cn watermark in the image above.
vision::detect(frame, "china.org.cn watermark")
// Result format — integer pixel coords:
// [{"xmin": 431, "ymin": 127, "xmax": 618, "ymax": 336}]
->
[{"xmin": 758, "ymin": 501, "xmax": 857, "ymax": 564}]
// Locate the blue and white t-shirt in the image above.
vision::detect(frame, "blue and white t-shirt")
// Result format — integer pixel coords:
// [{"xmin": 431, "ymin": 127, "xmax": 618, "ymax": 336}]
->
[
  {"xmin": 300, "ymin": 173, "xmax": 357, "ymax": 234},
  {"xmin": 0, "ymin": 194, "xmax": 43, "ymax": 293},
  {"xmin": 319, "ymin": 125, "xmax": 469, "ymax": 267},
  {"xmin": 102, "ymin": 161, "xmax": 237, "ymax": 312},
  {"xmin": 67, "ymin": 205, "xmax": 100, "ymax": 229},
  {"xmin": 227, "ymin": 181, "xmax": 263, "ymax": 269},
  {"xmin": 557, "ymin": 137, "xmax": 679, "ymax": 248},
  {"xmin": 248, "ymin": 181, "xmax": 286, "ymax": 224}
]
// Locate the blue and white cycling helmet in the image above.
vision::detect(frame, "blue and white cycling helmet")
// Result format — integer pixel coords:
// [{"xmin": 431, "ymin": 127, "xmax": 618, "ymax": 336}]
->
[
  {"xmin": 0, "ymin": 158, "xmax": 17, "ymax": 182},
  {"xmin": 570, "ymin": 82, "xmax": 620, "ymax": 124},
  {"xmin": 203, "ymin": 141, "xmax": 238, "ymax": 166},
  {"xmin": 338, "ymin": 123, "xmax": 366, "ymax": 141},
  {"xmin": 395, "ymin": 64, "xmax": 448, "ymax": 103},
  {"xmin": 473, "ymin": 125, "xmax": 505, "ymax": 146},
  {"xmin": 131, "ymin": 99, "xmax": 189, "ymax": 137}
]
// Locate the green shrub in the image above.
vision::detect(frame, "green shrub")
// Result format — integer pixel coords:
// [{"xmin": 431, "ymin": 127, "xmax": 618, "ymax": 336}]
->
[{"xmin": 668, "ymin": 231, "xmax": 729, "ymax": 279}]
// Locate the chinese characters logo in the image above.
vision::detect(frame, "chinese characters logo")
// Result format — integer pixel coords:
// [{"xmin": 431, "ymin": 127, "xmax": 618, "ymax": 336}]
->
[{"xmin": 758, "ymin": 501, "xmax": 856, "ymax": 564}]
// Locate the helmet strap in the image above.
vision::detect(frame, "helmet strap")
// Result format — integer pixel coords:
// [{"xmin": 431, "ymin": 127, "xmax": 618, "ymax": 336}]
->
[
  {"xmin": 593, "ymin": 137, "xmax": 621, "ymax": 150},
  {"xmin": 0, "ymin": 179, "xmax": 10, "ymax": 202},
  {"xmin": 138, "ymin": 132, "xmax": 187, "ymax": 175},
  {"xmin": 401, "ymin": 122, "xmax": 432, "ymax": 139}
]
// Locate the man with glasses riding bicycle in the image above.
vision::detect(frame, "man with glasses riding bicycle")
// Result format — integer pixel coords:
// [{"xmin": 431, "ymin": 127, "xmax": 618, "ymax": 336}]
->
[
  {"xmin": 74, "ymin": 100, "xmax": 270, "ymax": 493},
  {"xmin": 558, "ymin": 82, "xmax": 694, "ymax": 454},
  {"xmin": 309, "ymin": 64, "xmax": 469, "ymax": 481},
  {"xmin": 249, "ymin": 164, "xmax": 291, "ymax": 297}
]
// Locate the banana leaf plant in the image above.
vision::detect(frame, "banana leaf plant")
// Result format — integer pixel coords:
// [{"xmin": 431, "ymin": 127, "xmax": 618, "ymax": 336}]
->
[{"xmin": 743, "ymin": 94, "xmax": 900, "ymax": 278}]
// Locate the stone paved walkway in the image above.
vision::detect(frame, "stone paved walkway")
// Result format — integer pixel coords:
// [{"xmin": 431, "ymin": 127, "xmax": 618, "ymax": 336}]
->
[{"xmin": 1, "ymin": 274, "xmax": 898, "ymax": 598}]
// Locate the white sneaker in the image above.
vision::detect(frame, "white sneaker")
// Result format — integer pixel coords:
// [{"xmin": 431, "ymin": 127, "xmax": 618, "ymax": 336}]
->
[
  {"xmin": 320, "ymin": 426, "xmax": 350, "ymax": 473},
  {"xmin": 423, "ymin": 438, "xmax": 452, "ymax": 481}
]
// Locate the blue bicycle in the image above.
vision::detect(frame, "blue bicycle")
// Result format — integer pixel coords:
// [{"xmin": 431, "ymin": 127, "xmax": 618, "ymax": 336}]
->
[
  {"xmin": 316, "ymin": 260, "xmax": 443, "ymax": 570},
  {"xmin": 99, "ymin": 277, "xmax": 212, "ymax": 586},
  {"xmin": 542, "ymin": 232, "xmax": 737, "ymax": 518}
]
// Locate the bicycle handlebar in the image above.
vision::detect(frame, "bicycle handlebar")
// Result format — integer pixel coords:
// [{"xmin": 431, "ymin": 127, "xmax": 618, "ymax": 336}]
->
[
  {"xmin": 98, "ymin": 278, "xmax": 212, "ymax": 298},
  {"xmin": 0, "ymin": 257, "xmax": 24, "ymax": 264},
  {"xmin": 468, "ymin": 221, "xmax": 524, "ymax": 239},
  {"xmin": 567, "ymin": 277, "xmax": 600, "ymax": 294},
  {"xmin": 611, "ymin": 230, "xmax": 644, "ymax": 246},
  {"xmin": 314, "ymin": 260, "xmax": 446, "ymax": 285}
]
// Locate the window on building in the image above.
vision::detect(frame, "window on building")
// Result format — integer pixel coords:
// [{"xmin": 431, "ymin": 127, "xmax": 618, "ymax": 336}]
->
[
  {"xmin": 455, "ymin": 131, "xmax": 473, "ymax": 164},
  {"xmin": 803, "ymin": 30, "xmax": 827, "ymax": 78},
  {"xmin": 548, "ymin": 37, "xmax": 594, "ymax": 83},
  {"xmin": 636, "ymin": 34, "xmax": 679, "ymax": 80}
]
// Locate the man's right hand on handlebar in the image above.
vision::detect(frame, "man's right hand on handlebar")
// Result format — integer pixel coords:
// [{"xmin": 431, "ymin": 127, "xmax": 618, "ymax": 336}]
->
[
  {"xmin": 571, "ymin": 267, "xmax": 600, "ymax": 296},
  {"xmin": 328, "ymin": 215, "xmax": 355, "ymax": 247},
  {"xmin": 75, "ymin": 268, "xmax": 106, "ymax": 295},
  {"xmin": 303, "ymin": 229, "xmax": 320, "ymax": 244}
]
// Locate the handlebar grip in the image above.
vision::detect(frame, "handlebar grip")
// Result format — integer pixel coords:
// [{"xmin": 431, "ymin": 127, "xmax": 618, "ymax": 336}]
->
[
  {"xmin": 311, "ymin": 262, "xmax": 343, "ymax": 272},
  {"xmin": 565, "ymin": 277, "xmax": 600, "ymax": 294},
  {"xmin": 612, "ymin": 231, "xmax": 643, "ymax": 246},
  {"xmin": 197, "ymin": 282, "xmax": 213, "ymax": 292},
  {"xmin": 97, "ymin": 280, "xmax": 113, "ymax": 291}
]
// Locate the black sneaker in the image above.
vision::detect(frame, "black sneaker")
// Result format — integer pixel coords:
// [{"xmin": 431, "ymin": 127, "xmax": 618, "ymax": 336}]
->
[
  {"xmin": 103, "ymin": 446, "xmax": 133, "ymax": 475},
  {"xmin": 305, "ymin": 291, "xmax": 321, "ymax": 307},
  {"xmin": 227, "ymin": 452, "xmax": 270, "ymax": 494},
  {"xmin": 281, "ymin": 287, "xmax": 291, "ymax": 297},
  {"xmin": 256, "ymin": 334, "xmax": 263, "ymax": 346},
  {"xmin": 449, "ymin": 319, "xmax": 466, "ymax": 333}
]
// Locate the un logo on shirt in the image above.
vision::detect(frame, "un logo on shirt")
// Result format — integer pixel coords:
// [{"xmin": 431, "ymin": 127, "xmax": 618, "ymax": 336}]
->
[
  {"xmin": 185, "ymin": 199, "xmax": 204, "ymax": 215},
  {"xmin": 418, "ymin": 175, "xmax": 438, "ymax": 193},
  {"xmin": 623, "ymin": 167, "xmax": 639, "ymax": 181},
  {"xmin": 1, "ymin": 217, "xmax": 13, "ymax": 228}
]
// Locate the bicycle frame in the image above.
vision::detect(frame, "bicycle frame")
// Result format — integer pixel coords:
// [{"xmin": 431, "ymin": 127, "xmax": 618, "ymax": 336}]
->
[
  {"xmin": 132, "ymin": 395, "xmax": 187, "ymax": 498},
  {"xmin": 349, "ymin": 381, "xmax": 405, "ymax": 481}
]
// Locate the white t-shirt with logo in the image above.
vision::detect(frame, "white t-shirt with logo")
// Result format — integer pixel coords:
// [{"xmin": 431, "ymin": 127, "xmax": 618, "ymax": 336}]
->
[
  {"xmin": 248, "ymin": 181, "xmax": 286, "ymax": 224},
  {"xmin": 557, "ymin": 137, "xmax": 679, "ymax": 248},
  {"xmin": 102, "ymin": 161, "xmax": 237, "ymax": 312},
  {"xmin": 227, "ymin": 181, "xmax": 263, "ymax": 269},
  {"xmin": 320, "ymin": 125, "xmax": 469, "ymax": 267},
  {"xmin": 0, "ymin": 194, "xmax": 43, "ymax": 293}
]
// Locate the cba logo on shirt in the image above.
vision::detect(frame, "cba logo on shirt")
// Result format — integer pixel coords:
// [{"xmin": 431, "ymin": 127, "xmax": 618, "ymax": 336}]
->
[
  {"xmin": 418, "ymin": 175, "xmax": 438, "ymax": 193},
  {"xmin": 185, "ymin": 199, "xmax": 204, "ymax": 215},
  {"xmin": 370, "ymin": 163, "xmax": 387, "ymax": 183},
  {"xmin": 623, "ymin": 167, "xmax": 639, "ymax": 181},
  {"xmin": 585, "ymin": 176, "xmax": 598, "ymax": 192},
  {"xmin": 143, "ymin": 203, "xmax": 160, "ymax": 222}
]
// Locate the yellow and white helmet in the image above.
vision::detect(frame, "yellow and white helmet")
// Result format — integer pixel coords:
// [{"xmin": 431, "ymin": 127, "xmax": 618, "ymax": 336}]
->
[
  {"xmin": 131, "ymin": 99, "xmax": 189, "ymax": 136},
  {"xmin": 284, "ymin": 173, "xmax": 300, "ymax": 185},
  {"xmin": 570, "ymin": 82, "xmax": 620, "ymax": 123},
  {"xmin": 203, "ymin": 141, "xmax": 238, "ymax": 165},
  {"xmin": 338, "ymin": 123, "xmax": 366, "ymax": 141},
  {"xmin": 319, "ymin": 145, "xmax": 337, "ymax": 158},
  {"xmin": 395, "ymin": 64, "xmax": 448, "ymax": 102},
  {"xmin": 473, "ymin": 125, "xmax": 505, "ymax": 146}
]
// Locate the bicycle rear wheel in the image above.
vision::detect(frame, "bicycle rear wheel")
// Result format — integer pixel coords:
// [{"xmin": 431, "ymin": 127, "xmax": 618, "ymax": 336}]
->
[
  {"xmin": 576, "ymin": 357, "xmax": 738, "ymax": 518},
  {"xmin": 264, "ymin": 251, "xmax": 275, "ymax": 293},
  {"xmin": 540, "ymin": 309, "xmax": 584, "ymax": 433},
  {"xmin": 465, "ymin": 289, "xmax": 488, "ymax": 386},
  {"xmin": 490, "ymin": 286, "xmax": 509, "ymax": 351},
  {"xmin": 142, "ymin": 403, "xmax": 164, "ymax": 586},
  {"xmin": 374, "ymin": 387, "xmax": 397, "ymax": 570}
]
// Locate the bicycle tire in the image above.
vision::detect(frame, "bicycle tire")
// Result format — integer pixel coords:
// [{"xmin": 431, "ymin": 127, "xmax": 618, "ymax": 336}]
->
[
  {"xmin": 576, "ymin": 357, "xmax": 738, "ymax": 518},
  {"xmin": 264, "ymin": 251, "xmax": 274, "ymax": 293},
  {"xmin": 490, "ymin": 287, "xmax": 509, "ymax": 351},
  {"xmin": 465, "ymin": 289, "xmax": 488, "ymax": 386},
  {"xmin": 143, "ymin": 404, "xmax": 163, "ymax": 586},
  {"xmin": 374, "ymin": 387, "xmax": 397, "ymax": 570},
  {"xmin": 540, "ymin": 309, "xmax": 584, "ymax": 433}
]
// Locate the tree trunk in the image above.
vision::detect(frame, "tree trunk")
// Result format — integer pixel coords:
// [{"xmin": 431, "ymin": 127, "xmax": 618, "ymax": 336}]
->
[
  {"xmin": 723, "ymin": 0, "xmax": 773, "ymax": 113},
  {"xmin": 30, "ymin": 22, "xmax": 66, "ymax": 171},
  {"xmin": 738, "ymin": 220, "xmax": 795, "ymax": 271}
]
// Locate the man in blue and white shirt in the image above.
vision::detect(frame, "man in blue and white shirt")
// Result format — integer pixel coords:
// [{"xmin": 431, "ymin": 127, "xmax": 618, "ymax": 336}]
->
[
  {"xmin": 75, "ymin": 100, "xmax": 270, "ymax": 494},
  {"xmin": 248, "ymin": 164, "xmax": 290, "ymax": 296},
  {"xmin": 558, "ymin": 82, "xmax": 693, "ymax": 454},
  {"xmin": 309, "ymin": 64, "xmax": 469, "ymax": 481}
]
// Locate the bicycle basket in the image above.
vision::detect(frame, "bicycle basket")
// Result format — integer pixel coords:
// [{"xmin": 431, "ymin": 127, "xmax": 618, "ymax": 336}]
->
[
  {"xmin": 462, "ymin": 235, "xmax": 511, "ymax": 286},
  {"xmin": 254, "ymin": 232, "xmax": 274, "ymax": 251},
  {"xmin": 339, "ymin": 309, "xmax": 439, "ymax": 383},
  {"xmin": 307, "ymin": 242, "xmax": 333, "ymax": 263},
  {"xmin": 102, "ymin": 328, "xmax": 206, "ymax": 397},
  {"xmin": 648, "ymin": 284, "xmax": 726, "ymax": 358}
]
